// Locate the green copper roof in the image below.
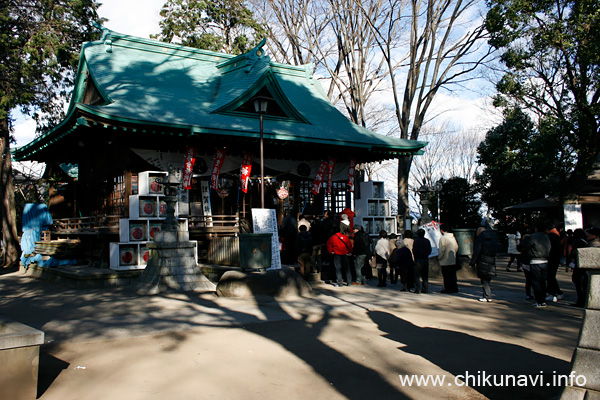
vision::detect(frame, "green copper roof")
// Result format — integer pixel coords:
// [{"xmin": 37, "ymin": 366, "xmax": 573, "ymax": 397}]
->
[{"xmin": 13, "ymin": 28, "xmax": 426, "ymax": 161}]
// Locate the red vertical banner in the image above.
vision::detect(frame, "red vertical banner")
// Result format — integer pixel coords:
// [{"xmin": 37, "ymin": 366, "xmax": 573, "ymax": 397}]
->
[
  {"xmin": 211, "ymin": 148, "xmax": 226, "ymax": 190},
  {"xmin": 240, "ymin": 152, "xmax": 253, "ymax": 193},
  {"xmin": 181, "ymin": 146, "xmax": 196, "ymax": 190},
  {"xmin": 311, "ymin": 160, "xmax": 328, "ymax": 195},
  {"xmin": 348, "ymin": 158, "xmax": 357, "ymax": 192},
  {"xmin": 326, "ymin": 158, "xmax": 337, "ymax": 194}
]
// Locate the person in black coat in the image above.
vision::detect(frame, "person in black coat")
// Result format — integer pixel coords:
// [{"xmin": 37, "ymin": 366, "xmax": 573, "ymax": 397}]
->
[
  {"xmin": 470, "ymin": 226, "xmax": 497, "ymax": 302},
  {"xmin": 412, "ymin": 228, "xmax": 432, "ymax": 294},
  {"xmin": 394, "ymin": 239, "xmax": 415, "ymax": 291},
  {"xmin": 352, "ymin": 225, "xmax": 370, "ymax": 285},
  {"xmin": 280, "ymin": 210, "xmax": 298, "ymax": 265},
  {"xmin": 296, "ymin": 224, "xmax": 313, "ymax": 278}
]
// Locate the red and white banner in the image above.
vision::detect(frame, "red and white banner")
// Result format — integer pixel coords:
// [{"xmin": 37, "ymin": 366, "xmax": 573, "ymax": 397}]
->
[
  {"xmin": 311, "ymin": 160, "xmax": 329, "ymax": 195},
  {"xmin": 348, "ymin": 158, "xmax": 357, "ymax": 192},
  {"xmin": 210, "ymin": 148, "xmax": 226, "ymax": 190},
  {"xmin": 326, "ymin": 158, "xmax": 336, "ymax": 194},
  {"xmin": 181, "ymin": 146, "xmax": 196, "ymax": 190},
  {"xmin": 240, "ymin": 152, "xmax": 253, "ymax": 193}
]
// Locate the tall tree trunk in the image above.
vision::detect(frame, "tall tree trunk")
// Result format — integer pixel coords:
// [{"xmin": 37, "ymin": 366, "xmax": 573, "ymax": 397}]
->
[
  {"xmin": 397, "ymin": 155, "xmax": 413, "ymax": 220},
  {"xmin": 0, "ymin": 119, "xmax": 20, "ymax": 268}
]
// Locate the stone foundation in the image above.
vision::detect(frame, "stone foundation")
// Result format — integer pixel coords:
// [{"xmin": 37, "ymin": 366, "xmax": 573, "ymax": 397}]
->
[
  {"xmin": 136, "ymin": 230, "xmax": 215, "ymax": 294},
  {"xmin": 560, "ymin": 247, "xmax": 600, "ymax": 399}
]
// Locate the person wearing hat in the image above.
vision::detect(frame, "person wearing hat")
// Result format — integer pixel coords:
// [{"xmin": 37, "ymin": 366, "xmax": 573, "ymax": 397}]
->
[
  {"xmin": 352, "ymin": 225, "xmax": 369, "ymax": 285},
  {"xmin": 340, "ymin": 213, "xmax": 351, "ymax": 235},
  {"xmin": 586, "ymin": 226, "xmax": 600, "ymax": 247}
]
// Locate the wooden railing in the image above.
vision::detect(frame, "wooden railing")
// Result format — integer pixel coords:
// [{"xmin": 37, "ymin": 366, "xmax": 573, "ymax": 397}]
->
[
  {"xmin": 51, "ymin": 214, "xmax": 242, "ymax": 235},
  {"xmin": 188, "ymin": 215, "xmax": 241, "ymax": 235},
  {"xmin": 52, "ymin": 216, "xmax": 121, "ymax": 234}
]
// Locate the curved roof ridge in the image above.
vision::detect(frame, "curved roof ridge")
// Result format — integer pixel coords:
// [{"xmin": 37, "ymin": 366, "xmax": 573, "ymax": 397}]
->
[{"xmin": 92, "ymin": 25, "xmax": 236, "ymax": 63}]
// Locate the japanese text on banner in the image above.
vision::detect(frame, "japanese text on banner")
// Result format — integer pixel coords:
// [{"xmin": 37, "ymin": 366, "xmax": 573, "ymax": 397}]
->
[
  {"xmin": 327, "ymin": 158, "xmax": 336, "ymax": 194},
  {"xmin": 181, "ymin": 146, "xmax": 197, "ymax": 190},
  {"xmin": 348, "ymin": 158, "xmax": 357, "ymax": 192},
  {"xmin": 211, "ymin": 148, "xmax": 226, "ymax": 190},
  {"xmin": 240, "ymin": 152, "xmax": 253, "ymax": 193},
  {"xmin": 311, "ymin": 160, "xmax": 329, "ymax": 195}
]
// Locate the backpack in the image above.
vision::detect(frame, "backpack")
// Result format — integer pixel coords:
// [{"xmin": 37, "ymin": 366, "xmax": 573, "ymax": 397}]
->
[{"xmin": 297, "ymin": 232, "xmax": 313, "ymax": 254}]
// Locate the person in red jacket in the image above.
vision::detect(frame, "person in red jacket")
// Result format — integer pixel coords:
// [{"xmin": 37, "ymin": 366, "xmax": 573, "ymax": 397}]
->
[{"xmin": 326, "ymin": 225, "xmax": 353, "ymax": 287}]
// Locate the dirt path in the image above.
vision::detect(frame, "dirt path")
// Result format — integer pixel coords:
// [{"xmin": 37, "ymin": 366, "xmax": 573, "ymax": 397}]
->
[{"xmin": 0, "ymin": 257, "xmax": 583, "ymax": 399}]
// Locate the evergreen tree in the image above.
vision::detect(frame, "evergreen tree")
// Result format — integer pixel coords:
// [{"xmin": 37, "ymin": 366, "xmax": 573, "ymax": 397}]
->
[
  {"xmin": 0, "ymin": 0, "xmax": 101, "ymax": 267},
  {"xmin": 439, "ymin": 177, "xmax": 482, "ymax": 229},
  {"xmin": 486, "ymin": 0, "xmax": 600, "ymax": 195},
  {"xmin": 153, "ymin": 0, "xmax": 265, "ymax": 54},
  {"xmin": 475, "ymin": 108, "xmax": 570, "ymax": 223}
]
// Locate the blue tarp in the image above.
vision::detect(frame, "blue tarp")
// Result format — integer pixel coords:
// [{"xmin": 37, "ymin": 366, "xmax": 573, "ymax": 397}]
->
[{"xmin": 20, "ymin": 203, "xmax": 77, "ymax": 268}]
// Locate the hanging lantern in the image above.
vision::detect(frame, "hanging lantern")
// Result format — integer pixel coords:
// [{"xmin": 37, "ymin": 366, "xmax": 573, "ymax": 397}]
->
[{"xmin": 277, "ymin": 187, "xmax": 289, "ymax": 199}]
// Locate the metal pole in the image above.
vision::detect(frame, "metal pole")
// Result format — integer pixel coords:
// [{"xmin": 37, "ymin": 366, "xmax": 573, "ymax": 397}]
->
[{"xmin": 260, "ymin": 112, "xmax": 265, "ymax": 208}]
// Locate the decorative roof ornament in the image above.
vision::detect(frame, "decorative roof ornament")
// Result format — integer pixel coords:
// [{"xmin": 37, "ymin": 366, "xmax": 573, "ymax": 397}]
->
[
  {"xmin": 104, "ymin": 35, "xmax": 112, "ymax": 53},
  {"xmin": 216, "ymin": 38, "xmax": 270, "ymax": 74}
]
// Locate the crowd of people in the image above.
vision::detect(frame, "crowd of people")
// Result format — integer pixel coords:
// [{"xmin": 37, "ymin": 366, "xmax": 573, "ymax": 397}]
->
[
  {"xmin": 279, "ymin": 210, "xmax": 598, "ymax": 307},
  {"xmin": 461, "ymin": 221, "xmax": 598, "ymax": 307},
  {"xmin": 279, "ymin": 210, "xmax": 444, "ymax": 293},
  {"xmin": 493, "ymin": 223, "xmax": 600, "ymax": 308}
]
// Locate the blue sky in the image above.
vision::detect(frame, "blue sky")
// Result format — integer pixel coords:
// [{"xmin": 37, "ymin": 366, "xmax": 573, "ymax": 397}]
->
[
  {"xmin": 12, "ymin": 0, "xmax": 165, "ymax": 147},
  {"xmin": 12, "ymin": 0, "xmax": 499, "ymax": 147}
]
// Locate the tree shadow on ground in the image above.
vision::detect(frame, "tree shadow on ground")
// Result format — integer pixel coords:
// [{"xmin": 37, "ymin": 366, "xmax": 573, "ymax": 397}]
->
[
  {"xmin": 0, "ymin": 269, "xmax": 577, "ymax": 400},
  {"xmin": 0, "ymin": 265, "xmax": 19, "ymax": 275},
  {"xmin": 369, "ymin": 309, "xmax": 570, "ymax": 400},
  {"xmin": 242, "ymin": 304, "xmax": 409, "ymax": 400}
]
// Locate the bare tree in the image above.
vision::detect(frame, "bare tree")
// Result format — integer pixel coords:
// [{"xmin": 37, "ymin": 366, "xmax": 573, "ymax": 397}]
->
[
  {"xmin": 410, "ymin": 124, "xmax": 451, "ymax": 188},
  {"xmin": 252, "ymin": 0, "xmax": 394, "ymax": 126},
  {"xmin": 390, "ymin": 124, "xmax": 484, "ymax": 219},
  {"xmin": 253, "ymin": 0, "xmax": 492, "ymax": 217},
  {"xmin": 450, "ymin": 127, "xmax": 483, "ymax": 184},
  {"xmin": 365, "ymin": 0, "xmax": 492, "ymax": 218}
]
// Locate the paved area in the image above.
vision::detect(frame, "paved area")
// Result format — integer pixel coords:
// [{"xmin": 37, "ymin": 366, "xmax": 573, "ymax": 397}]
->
[{"xmin": 0, "ymin": 256, "xmax": 584, "ymax": 399}]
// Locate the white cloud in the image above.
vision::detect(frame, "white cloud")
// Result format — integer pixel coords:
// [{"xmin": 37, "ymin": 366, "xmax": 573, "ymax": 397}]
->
[
  {"xmin": 12, "ymin": 117, "xmax": 37, "ymax": 148},
  {"xmin": 431, "ymin": 93, "xmax": 502, "ymax": 133},
  {"xmin": 98, "ymin": 0, "xmax": 164, "ymax": 38}
]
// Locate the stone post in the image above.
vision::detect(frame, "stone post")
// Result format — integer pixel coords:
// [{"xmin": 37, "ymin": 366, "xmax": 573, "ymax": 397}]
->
[
  {"xmin": 0, "ymin": 316, "xmax": 44, "ymax": 400},
  {"xmin": 418, "ymin": 185, "xmax": 434, "ymax": 224},
  {"xmin": 560, "ymin": 247, "xmax": 600, "ymax": 398}
]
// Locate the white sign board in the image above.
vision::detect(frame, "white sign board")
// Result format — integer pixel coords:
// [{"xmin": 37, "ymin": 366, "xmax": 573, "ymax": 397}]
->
[
  {"xmin": 420, "ymin": 221, "xmax": 442, "ymax": 258},
  {"xmin": 252, "ymin": 208, "xmax": 282, "ymax": 269},
  {"xmin": 200, "ymin": 180, "xmax": 212, "ymax": 227},
  {"xmin": 564, "ymin": 204, "xmax": 583, "ymax": 231}
]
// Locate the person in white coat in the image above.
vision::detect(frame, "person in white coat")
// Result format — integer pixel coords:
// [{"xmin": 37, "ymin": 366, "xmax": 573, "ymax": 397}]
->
[
  {"xmin": 438, "ymin": 225, "xmax": 459, "ymax": 293},
  {"xmin": 506, "ymin": 231, "xmax": 522, "ymax": 271},
  {"xmin": 375, "ymin": 230, "xmax": 390, "ymax": 287}
]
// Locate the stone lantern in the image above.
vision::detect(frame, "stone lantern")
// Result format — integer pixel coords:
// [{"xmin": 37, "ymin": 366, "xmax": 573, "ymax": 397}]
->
[
  {"xmin": 136, "ymin": 165, "xmax": 215, "ymax": 294},
  {"xmin": 160, "ymin": 167, "xmax": 180, "ymax": 231},
  {"xmin": 418, "ymin": 185, "xmax": 435, "ymax": 224}
]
